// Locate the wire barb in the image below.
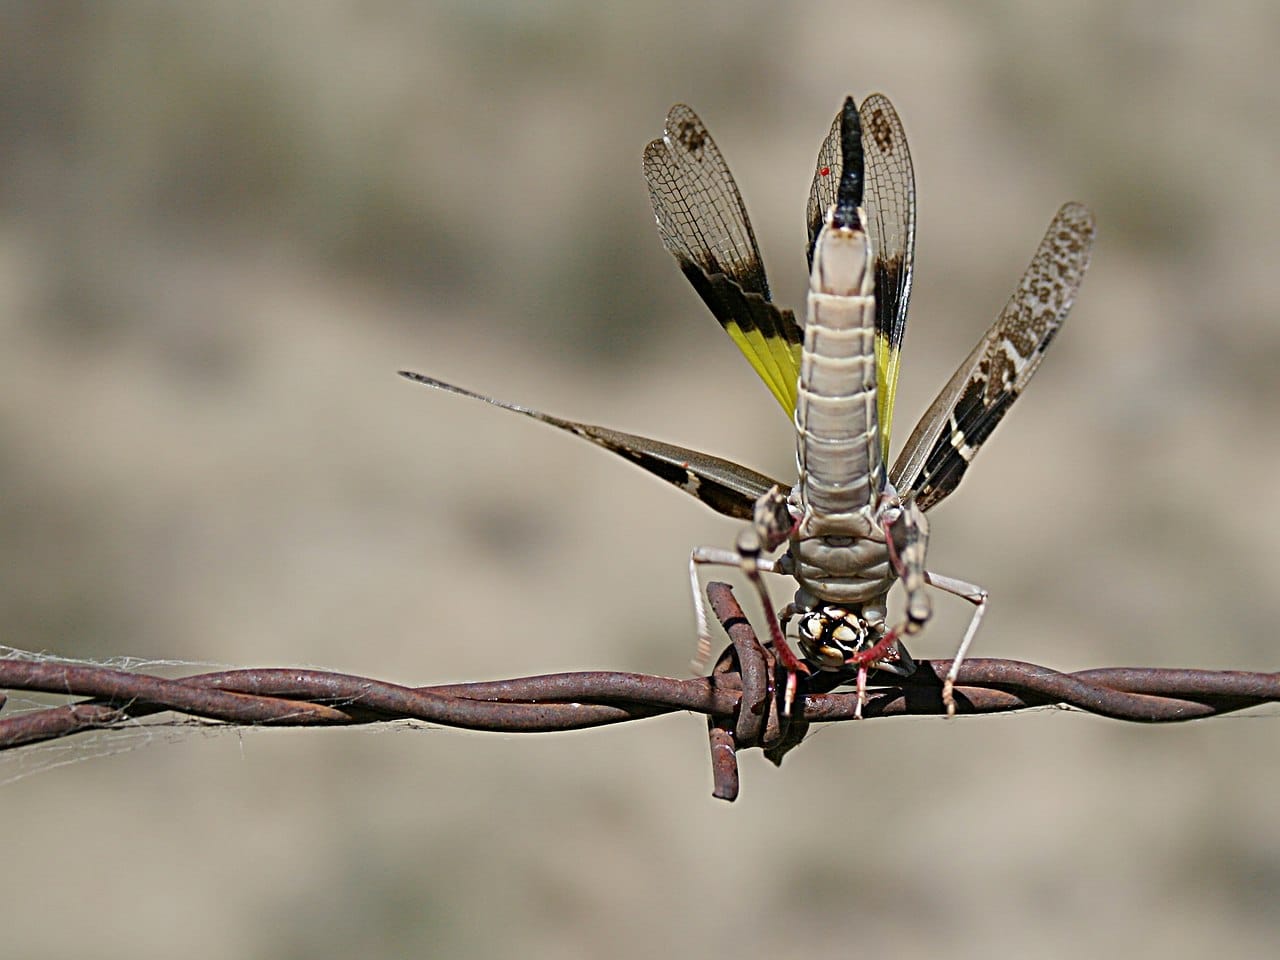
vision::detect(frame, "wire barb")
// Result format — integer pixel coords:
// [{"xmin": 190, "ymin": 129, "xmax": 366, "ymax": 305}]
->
[{"xmin": 1, "ymin": 586, "xmax": 1277, "ymax": 800}]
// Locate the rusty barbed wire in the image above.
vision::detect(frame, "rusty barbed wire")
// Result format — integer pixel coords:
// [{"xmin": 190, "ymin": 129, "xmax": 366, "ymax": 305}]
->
[{"xmin": 1, "ymin": 581, "xmax": 1277, "ymax": 800}]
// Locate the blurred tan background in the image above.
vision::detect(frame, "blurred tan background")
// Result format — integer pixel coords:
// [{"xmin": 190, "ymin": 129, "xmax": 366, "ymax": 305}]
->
[{"xmin": 3, "ymin": 1, "xmax": 1279, "ymax": 957}]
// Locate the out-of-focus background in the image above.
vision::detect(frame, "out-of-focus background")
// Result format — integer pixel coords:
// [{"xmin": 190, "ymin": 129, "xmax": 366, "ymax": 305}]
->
[{"xmin": 3, "ymin": 2, "xmax": 1279, "ymax": 956}]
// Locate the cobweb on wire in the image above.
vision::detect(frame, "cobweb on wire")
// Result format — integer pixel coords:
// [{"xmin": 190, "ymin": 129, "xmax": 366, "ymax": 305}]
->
[
  {"xmin": 0, "ymin": 644, "xmax": 249, "ymax": 785},
  {"xmin": 0, "ymin": 643, "xmax": 440, "ymax": 787}
]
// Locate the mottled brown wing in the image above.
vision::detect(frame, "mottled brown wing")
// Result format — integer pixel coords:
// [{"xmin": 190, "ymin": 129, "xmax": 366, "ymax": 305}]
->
[
  {"xmin": 890, "ymin": 202, "xmax": 1095, "ymax": 512},
  {"xmin": 399, "ymin": 372, "xmax": 787, "ymax": 521}
]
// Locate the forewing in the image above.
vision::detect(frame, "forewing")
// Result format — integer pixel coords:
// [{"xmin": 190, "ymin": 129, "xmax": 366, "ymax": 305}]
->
[
  {"xmin": 400, "ymin": 372, "xmax": 787, "ymax": 521},
  {"xmin": 808, "ymin": 93, "xmax": 916, "ymax": 462},
  {"xmin": 890, "ymin": 202, "xmax": 1095, "ymax": 512},
  {"xmin": 644, "ymin": 104, "xmax": 802, "ymax": 416}
]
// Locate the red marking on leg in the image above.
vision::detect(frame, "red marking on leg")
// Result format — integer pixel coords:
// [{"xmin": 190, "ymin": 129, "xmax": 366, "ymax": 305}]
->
[
  {"xmin": 843, "ymin": 628, "xmax": 902, "ymax": 668},
  {"xmin": 746, "ymin": 567, "xmax": 808, "ymax": 718},
  {"xmin": 749, "ymin": 572, "xmax": 809, "ymax": 676}
]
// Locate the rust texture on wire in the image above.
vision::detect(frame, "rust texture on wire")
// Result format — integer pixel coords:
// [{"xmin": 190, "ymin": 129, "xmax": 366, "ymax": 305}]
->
[{"xmin": 2, "ymin": 582, "xmax": 1277, "ymax": 801}]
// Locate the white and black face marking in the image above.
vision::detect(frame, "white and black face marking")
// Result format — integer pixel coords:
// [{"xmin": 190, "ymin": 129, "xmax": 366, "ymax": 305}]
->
[
  {"xmin": 796, "ymin": 606, "xmax": 874, "ymax": 671},
  {"xmin": 795, "ymin": 604, "xmax": 916, "ymax": 677}
]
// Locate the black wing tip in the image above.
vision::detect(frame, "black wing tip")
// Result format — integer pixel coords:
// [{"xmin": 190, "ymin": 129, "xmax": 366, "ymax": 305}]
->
[{"xmin": 833, "ymin": 96, "xmax": 865, "ymax": 227}]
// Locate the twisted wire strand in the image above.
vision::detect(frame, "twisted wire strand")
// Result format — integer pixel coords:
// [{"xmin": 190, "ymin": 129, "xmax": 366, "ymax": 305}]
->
[{"xmin": 2, "ymin": 582, "xmax": 1276, "ymax": 800}]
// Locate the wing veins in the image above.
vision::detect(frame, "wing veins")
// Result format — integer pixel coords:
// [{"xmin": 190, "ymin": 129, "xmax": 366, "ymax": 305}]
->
[{"xmin": 644, "ymin": 105, "xmax": 802, "ymax": 415}]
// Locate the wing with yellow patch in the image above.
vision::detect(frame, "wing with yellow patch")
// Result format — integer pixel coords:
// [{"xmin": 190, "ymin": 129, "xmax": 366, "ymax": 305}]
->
[
  {"xmin": 644, "ymin": 105, "xmax": 803, "ymax": 417},
  {"xmin": 806, "ymin": 93, "xmax": 916, "ymax": 464}
]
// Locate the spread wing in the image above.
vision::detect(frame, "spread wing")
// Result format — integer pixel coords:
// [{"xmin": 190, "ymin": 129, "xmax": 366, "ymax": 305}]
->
[
  {"xmin": 807, "ymin": 93, "xmax": 916, "ymax": 464},
  {"xmin": 643, "ymin": 105, "xmax": 804, "ymax": 416},
  {"xmin": 399, "ymin": 372, "xmax": 788, "ymax": 521},
  {"xmin": 890, "ymin": 202, "xmax": 1096, "ymax": 512}
]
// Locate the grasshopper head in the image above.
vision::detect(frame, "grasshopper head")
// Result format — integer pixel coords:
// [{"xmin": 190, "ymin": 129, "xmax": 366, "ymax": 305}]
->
[{"xmin": 795, "ymin": 605, "xmax": 915, "ymax": 677}]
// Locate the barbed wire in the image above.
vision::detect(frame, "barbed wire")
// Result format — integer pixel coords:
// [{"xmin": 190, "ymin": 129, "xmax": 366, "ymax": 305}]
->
[{"xmin": 1, "ymin": 582, "xmax": 1276, "ymax": 800}]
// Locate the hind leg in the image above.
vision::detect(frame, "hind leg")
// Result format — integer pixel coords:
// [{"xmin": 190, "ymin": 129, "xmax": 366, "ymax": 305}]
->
[{"xmin": 922, "ymin": 571, "xmax": 989, "ymax": 716}]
